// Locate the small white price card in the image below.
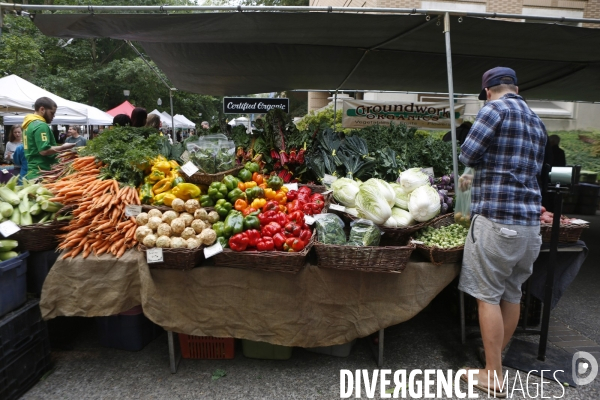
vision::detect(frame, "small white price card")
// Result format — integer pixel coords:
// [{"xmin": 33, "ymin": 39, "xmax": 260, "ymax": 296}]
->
[
  {"xmin": 322, "ymin": 190, "xmax": 333, "ymax": 195},
  {"xmin": 329, "ymin": 204, "xmax": 346, "ymax": 212},
  {"xmin": 181, "ymin": 161, "xmax": 199, "ymax": 177},
  {"xmin": 180, "ymin": 150, "xmax": 190, "ymax": 163},
  {"xmin": 411, "ymin": 240, "xmax": 424, "ymax": 245},
  {"xmin": 125, "ymin": 205, "xmax": 142, "ymax": 217},
  {"xmin": 569, "ymin": 219, "xmax": 589, "ymax": 225},
  {"xmin": 421, "ymin": 167, "xmax": 434, "ymax": 177},
  {"xmin": 1, "ymin": 169, "xmax": 8, "ymax": 175},
  {"xmin": 146, "ymin": 248, "xmax": 164, "ymax": 264},
  {"xmin": 304, "ymin": 215, "xmax": 316, "ymax": 225},
  {"xmin": 204, "ymin": 242, "xmax": 223, "ymax": 259},
  {"xmin": 0, "ymin": 221, "xmax": 20, "ymax": 237},
  {"xmin": 323, "ymin": 174, "xmax": 338, "ymax": 185},
  {"xmin": 283, "ymin": 183, "xmax": 299, "ymax": 191}
]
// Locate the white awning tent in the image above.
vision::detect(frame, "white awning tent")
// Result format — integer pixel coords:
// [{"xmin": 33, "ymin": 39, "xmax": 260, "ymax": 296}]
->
[
  {"xmin": 160, "ymin": 112, "xmax": 194, "ymax": 129},
  {"xmin": 0, "ymin": 74, "xmax": 113, "ymax": 125},
  {"xmin": 149, "ymin": 109, "xmax": 173, "ymax": 127},
  {"xmin": 174, "ymin": 114, "xmax": 196, "ymax": 129}
]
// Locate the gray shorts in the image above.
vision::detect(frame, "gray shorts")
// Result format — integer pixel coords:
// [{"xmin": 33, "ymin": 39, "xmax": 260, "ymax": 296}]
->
[{"xmin": 458, "ymin": 214, "xmax": 542, "ymax": 305}]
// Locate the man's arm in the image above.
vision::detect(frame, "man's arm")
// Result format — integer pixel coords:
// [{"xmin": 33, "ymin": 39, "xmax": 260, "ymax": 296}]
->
[
  {"xmin": 39, "ymin": 142, "xmax": 76, "ymax": 156},
  {"xmin": 459, "ymin": 106, "xmax": 501, "ymax": 167}
]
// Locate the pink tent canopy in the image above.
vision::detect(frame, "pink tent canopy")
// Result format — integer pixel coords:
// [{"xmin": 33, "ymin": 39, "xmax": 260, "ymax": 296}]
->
[{"xmin": 106, "ymin": 100, "xmax": 135, "ymax": 117}]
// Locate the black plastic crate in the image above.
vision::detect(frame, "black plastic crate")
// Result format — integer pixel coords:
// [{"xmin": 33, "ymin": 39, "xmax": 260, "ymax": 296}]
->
[
  {"xmin": 0, "ymin": 299, "xmax": 47, "ymax": 369},
  {"xmin": 0, "ymin": 337, "xmax": 52, "ymax": 400},
  {"xmin": 26, "ymin": 250, "xmax": 60, "ymax": 297},
  {"xmin": 96, "ymin": 310, "xmax": 163, "ymax": 352},
  {"xmin": 0, "ymin": 252, "xmax": 29, "ymax": 318}
]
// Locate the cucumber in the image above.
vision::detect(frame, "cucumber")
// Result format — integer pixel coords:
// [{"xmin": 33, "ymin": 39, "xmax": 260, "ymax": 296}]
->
[{"xmin": 0, "ymin": 251, "xmax": 19, "ymax": 261}]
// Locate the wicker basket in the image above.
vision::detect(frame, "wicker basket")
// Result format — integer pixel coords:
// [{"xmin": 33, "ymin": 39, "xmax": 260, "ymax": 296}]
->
[
  {"xmin": 13, "ymin": 206, "xmax": 74, "ymax": 252},
  {"xmin": 139, "ymin": 245, "xmax": 204, "ymax": 270},
  {"xmin": 213, "ymin": 232, "xmax": 315, "ymax": 273},
  {"xmin": 299, "ymin": 184, "xmax": 328, "ymax": 194},
  {"xmin": 313, "ymin": 241, "xmax": 415, "ymax": 273},
  {"xmin": 540, "ymin": 223, "xmax": 588, "ymax": 243},
  {"xmin": 181, "ymin": 165, "xmax": 243, "ymax": 186},
  {"xmin": 412, "ymin": 214, "xmax": 464, "ymax": 265}
]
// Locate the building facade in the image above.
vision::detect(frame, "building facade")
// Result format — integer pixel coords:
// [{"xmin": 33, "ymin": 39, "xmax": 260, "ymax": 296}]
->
[{"xmin": 308, "ymin": 0, "xmax": 600, "ymax": 131}]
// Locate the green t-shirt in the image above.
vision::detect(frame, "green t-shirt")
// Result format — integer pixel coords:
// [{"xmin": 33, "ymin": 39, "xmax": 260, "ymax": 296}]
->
[{"xmin": 24, "ymin": 120, "xmax": 57, "ymax": 179}]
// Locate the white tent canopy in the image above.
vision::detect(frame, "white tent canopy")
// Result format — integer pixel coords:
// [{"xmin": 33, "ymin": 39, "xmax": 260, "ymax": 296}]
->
[
  {"xmin": 161, "ymin": 111, "xmax": 192, "ymax": 129},
  {"xmin": 174, "ymin": 114, "xmax": 196, "ymax": 129},
  {"xmin": 0, "ymin": 75, "xmax": 113, "ymax": 125},
  {"xmin": 149, "ymin": 109, "xmax": 173, "ymax": 128}
]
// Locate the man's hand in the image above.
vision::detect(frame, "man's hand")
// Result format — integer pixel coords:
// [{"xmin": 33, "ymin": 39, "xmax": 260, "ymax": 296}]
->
[{"xmin": 58, "ymin": 143, "xmax": 77, "ymax": 151}]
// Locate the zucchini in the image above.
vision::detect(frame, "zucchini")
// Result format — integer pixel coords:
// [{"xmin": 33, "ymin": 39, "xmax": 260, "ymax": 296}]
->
[
  {"xmin": 0, "ymin": 202, "xmax": 14, "ymax": 218},
  {"xmin": 10, "ymin": 209, "xmax": 20, "ymax": 225},
  {"xmin": 20, "ymin": 212, "xmax": 33, "ymax": 226},
  {"xmin": 18, "ymin": 198, "xmax": 30, "ymax": 214},
  {"xmin": 0, "ymin": 240, "xmax": 19, "ymax": 251},
  {"xmin": 18, "ymin": 184, "xmax": 41, "ymax": 200},
  {"xmin": 29, "ymin": 203, "xmax": 41, "ymax": 216},
  {"xmin": 41, "ymin": 201, "xmax": 62, "ymax": 213},
  {"xmin": 0, "ymin": 187, "xmax": 21, "ymax": 206},
  {"xmin": 36, "ymin": 187, "xmax": 54, "ymax": 197},
  {"xmin": 0, "ymin": 251, "xmax": 19, "ymax": 261},
  {"xmin": 36, "ymin": 195, "xmax": 52, "ymax": 204}
]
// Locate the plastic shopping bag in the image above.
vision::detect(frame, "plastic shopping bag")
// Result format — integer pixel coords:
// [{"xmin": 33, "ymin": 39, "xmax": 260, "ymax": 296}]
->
[{"xmin": 454, "ymin": 167, "xmax": 475, "ymax": 228}]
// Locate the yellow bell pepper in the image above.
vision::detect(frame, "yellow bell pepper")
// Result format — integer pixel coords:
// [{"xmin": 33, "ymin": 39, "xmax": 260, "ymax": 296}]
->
[
  {"xmin": 163, "ymin": 192, "xmax": 177, "ymax": 207},
  {"xmin": 147, "ymin": 169, "xmax": 165, "ymax": 183},
  {"xmin": 153, "ymin": 191, "xmax": 169, "ymax": 205},
  {"xmin": 264, "ymin": 188, "xmax": 277, "ymax": 200},
  {"xmin": 169, "ymin": 160, "xmax": 180, "ymax": 170},
  {"xmin": 153, "ymin": 155, "xmax": 168, "ymax": 163},
  {"xmin": 279, "ymin": 185, "xmax": 289, "ymax": 194},
  {"xmin": 172, "ymin": 183, "xmax": 201, "ymax": 201},
  {"xmin": 250, "ymin": 198, "xmax": 267, "ymax": 209},
  {"xmin": 275, "ymin": 191, "xmax": 287, "ymax": 205},
  {"xmin": 153, "ymin": 178, "xmax": 173, "ymax": 194},
  {"xmin": 152, "ymin": 161, "xmax": 172, "ymax": 174}
]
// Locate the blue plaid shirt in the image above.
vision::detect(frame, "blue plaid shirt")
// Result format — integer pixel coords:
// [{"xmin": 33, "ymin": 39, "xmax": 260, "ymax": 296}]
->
[{"xmin": 459, "ymin": 93, "xmax": 547, "ymax": 225}]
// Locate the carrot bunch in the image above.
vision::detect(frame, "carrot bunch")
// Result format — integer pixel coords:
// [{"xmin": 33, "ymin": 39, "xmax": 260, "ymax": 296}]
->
[{"xmin": 47, "ymin": 156, "xmax": 141, "ymax": 259}]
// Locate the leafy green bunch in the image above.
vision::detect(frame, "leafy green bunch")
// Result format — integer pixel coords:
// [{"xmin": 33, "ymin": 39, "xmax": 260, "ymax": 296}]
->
[{"xmin": 79, "ymin": 126, "xmax": 170, "ymax": 186}]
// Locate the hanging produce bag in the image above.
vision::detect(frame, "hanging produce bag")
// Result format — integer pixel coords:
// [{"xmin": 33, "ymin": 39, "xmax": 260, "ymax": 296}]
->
[{"xmin": 454, "ymin": 167, "xmax": 475, "ymax": 228}]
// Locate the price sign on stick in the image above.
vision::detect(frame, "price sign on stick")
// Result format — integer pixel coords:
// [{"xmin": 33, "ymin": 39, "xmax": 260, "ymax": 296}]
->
[
  {"xmin": 283, "ymin": 183, "xmax": 298, "ymax": 191},
  {"xmin": 323, "ymin": 174, "xmax": 338, "ymax": 185},
  {"xmin": 304, "ymin": 215, "xmax": 316, "ymax": 225},
  {"xmin": 146, "ymin": 248, "xmax": 164, "ymax": 264},
  {"xmin": 329, "ymin": 204, "xmax": 346, "ymax": 212},
  {"xmin": 125, "ymin": 205, "xmax": 142, "ymax": 217},
  {"xmin": 0, "ymin": 221, "xmax": 20, "ymax": 237},
  {"xmin": 181, "ymin": 161, "xmax": 199, "ymax": 177},
  {"xmin": 204, "ymin": 242, "xmax": 223, "ymax": 259}
]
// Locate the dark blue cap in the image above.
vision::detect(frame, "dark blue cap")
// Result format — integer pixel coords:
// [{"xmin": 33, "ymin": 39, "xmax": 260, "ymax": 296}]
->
[{"xmin": 478, "ymin": 67, "xmax": 518, "ymax": 100}]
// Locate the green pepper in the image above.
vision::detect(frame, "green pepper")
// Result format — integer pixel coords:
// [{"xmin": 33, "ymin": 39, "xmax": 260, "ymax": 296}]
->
[
  {"xmin": 222, "ymin": 175, "xmax": 240, "ymax": 192},
  {"xmin": 172, "ymin": 176, "xmax": 185, "ymax": 187},
  {"xmin": 267, "ymin": 175, "xmax": 284, "ymax": 190},
  {"xmin": 212, "ymin": 221, "xmax": 226, "ymax": 238},
  {"xmin": 244, "ymin": 162, "xmax": 260, "ymax": 174},
  {"xmin": 208, "ymin": 182, "xmax": 228, "ymax": 200},
  {"xmin": 215, "ymin": 199, "xmax": 233, "ymax": 219},
  {"xmin": 200, "ymin": 195, "xmax": 215, "ymax": 207},
  {"xmin": 245, "ymin": 186, "xmax": 264, "ymax": 201},
  {"xmin": 139, "ymin": 183, "xmax": 154, "ymax": 205},
  {"xmin": 227, "ymin": 188, "xmax": 247, "ymax": 203},
  {"xmin": 237, "ymin": 168, "xmax": 253, "ymax": 183},
  {"xmin": 243, "ymin": 215, "xmax": 261, "ymax": 230},
  {"xmin": 217, "ymin": 236, "xmax": 229, "ymax": 249},
  {"xmin": 224, "ymin": 211, "xmax": 244, "ymax": 238}
]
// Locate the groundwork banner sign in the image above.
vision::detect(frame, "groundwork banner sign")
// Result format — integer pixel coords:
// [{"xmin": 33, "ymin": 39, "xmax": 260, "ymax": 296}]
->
[
  {"xmin": 342, "ymin": 100, "xmax": 465, "ymax": 129},
  {"xmin": 223, "ymin": 97, "xmax": 289, "ymax": 114}
]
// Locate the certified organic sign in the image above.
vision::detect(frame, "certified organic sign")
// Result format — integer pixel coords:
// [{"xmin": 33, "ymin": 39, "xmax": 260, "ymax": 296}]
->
[
  {"xmin": 223, "ymin": 97, "xmax": 289, "ymax": 114},
  {"xmin": 342, "ymin": 100, "xmax": 465, "ymax": 129}
]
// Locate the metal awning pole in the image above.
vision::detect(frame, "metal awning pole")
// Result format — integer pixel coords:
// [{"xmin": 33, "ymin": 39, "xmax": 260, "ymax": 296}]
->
[
  {"xmin": 170, "ymin": 89, "xmax": 175, "ymax": 141},
  {"xmin": 333, "ymin": 90, "xmax": 338, "ymax": 132},
  {"xmin": 444, "ymin": 13, "xmax": 459, "ymax": 186}
]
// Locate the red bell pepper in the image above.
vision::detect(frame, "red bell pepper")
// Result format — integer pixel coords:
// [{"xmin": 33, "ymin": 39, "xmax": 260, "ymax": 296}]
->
[
  {"xmin": 261, "ymin": 222, "xmax": 282, "ymax": 237},
  {"xmin": 287, "ymin": 210, "xmax": 305, "ymax": 225},
  {"xmin": 298, "ymin": 186, "xmax": 312, "ymax": 195},
  {"xmin": 242, "ymin": 207, "xmax": 258, "ymax": 217},
  {"xmin": 245, "ymin": 229, "xmax": 261, "ymax": 247},
  {"xmin": 262, "ymin": 200, "xmax": 280, "ymax": 213},
  {"xmin": 272, "ymin": 232, "xmax": 286, "ymax": 250},
  {"xmin": 284, "ymin": 222, "xmax": 302, "ymax": 238},
  {"xmin": 299, "ymin": 228, "xmax": 312, "ymax": 243},
  {"xmin": 286, "ymin": 190, "xmax": 298, "ymax": 201},
  {"xmin": 256, "ymin": 237, "xmax": 274, "ymax": 251},
  {"xmin": 283, "ymin": 237, "xmax": 306, "ymax": 252},
  {"xmin": 297, "ymin": 191, "xmax": 311, "ymax": 204},
  {"xmin": 310, "ymin": 193, "xmax": 325, "ymax": 207},
  {"xmin": 229, "ymin": 233, "xmax": 249, "ymax": 252},
  {"xmin": 302, "ymin": 202, "xmax": 322, "ymax": 215},
  {"xmin": 286, "ymin": 199, "xmax": 301, "ymax": 213}
]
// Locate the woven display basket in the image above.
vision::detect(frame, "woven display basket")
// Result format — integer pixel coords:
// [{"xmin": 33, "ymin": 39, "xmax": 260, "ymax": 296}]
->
[
  {"xmin": 213, "ymin": 232, "xmax": 315, "ymax": 273},
  {"xmin": 540, "ymin": 223, "xmax": 588, "ymax": 243},
  {"xmin": 299, "ymin": 184, "xmax": 328, "ymax": 194},
  {"xmin": 412, "ymin": 213, "xmax": 464, "ymax": 266},
  {"xmin": 181, "ymin": 165, "xmax": 243, "ymax": 186},
  {"xmin": 327, "ymin": 200, "xmax": 432, "ymax": 246},
  {"xmin": 13, "ymin": 205, "xmax": 75, "ymax": 252},
  {"xmin": 313, "ymin": 241, "xmax": 415, "ymax": 273},
  {"xmin": 140, "ymin": 245, "xmax": 205, "ymax": 270}
]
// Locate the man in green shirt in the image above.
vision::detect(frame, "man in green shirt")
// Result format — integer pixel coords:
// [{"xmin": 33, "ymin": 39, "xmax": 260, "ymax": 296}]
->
[{"xmin": 23, "ymin": 97, "xmax": 76, "ymax": 179}]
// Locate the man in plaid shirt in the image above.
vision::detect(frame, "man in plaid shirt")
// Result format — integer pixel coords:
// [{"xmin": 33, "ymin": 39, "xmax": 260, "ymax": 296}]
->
[{"xmin": 458, "ymin": 67, "xmax": 547, "ymax": 398}]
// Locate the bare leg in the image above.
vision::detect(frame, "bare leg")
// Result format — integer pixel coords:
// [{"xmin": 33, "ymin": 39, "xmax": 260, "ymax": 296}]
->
[
  {"xmin": 476, "ymin": 299, "xmax": 504, "ymax": 386},
  {"xmin": 500, "ymin": 300, "xmax": 521, "ymax": 351}
]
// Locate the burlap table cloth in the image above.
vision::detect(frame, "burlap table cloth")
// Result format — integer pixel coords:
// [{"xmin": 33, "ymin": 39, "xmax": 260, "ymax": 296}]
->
[{"xmin": 40, "ymin": 250, "xmax": 459, "ymax": 347}]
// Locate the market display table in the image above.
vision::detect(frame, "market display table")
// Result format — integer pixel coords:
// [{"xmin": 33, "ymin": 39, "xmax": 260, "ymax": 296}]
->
[{"xmin": 40, "ymin": 250, "xmax": 459, "ymax": 365}]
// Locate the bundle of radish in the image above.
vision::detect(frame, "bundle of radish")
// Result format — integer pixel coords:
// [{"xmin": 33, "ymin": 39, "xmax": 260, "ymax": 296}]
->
[{"xmin": 539, "ymin": 206, "xmax": 576, "ymax": 224}]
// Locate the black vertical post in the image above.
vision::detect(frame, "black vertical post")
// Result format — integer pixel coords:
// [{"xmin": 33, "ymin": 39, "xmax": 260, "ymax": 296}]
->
[{"xmin": 538, "ymin": 186, "xmax": 562, "ymax": 361}]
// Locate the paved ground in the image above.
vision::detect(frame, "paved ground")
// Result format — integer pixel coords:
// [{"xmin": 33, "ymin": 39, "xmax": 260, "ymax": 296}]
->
[{"xmin": 21, "ymin": 212, "xmax": 600, "ymax": 399}]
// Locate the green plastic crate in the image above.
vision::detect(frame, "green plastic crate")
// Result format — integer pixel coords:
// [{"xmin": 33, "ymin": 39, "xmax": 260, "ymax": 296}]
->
[{"xmin": 242, "ymin": 339, "xmax": 292, "ymax": 360}]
